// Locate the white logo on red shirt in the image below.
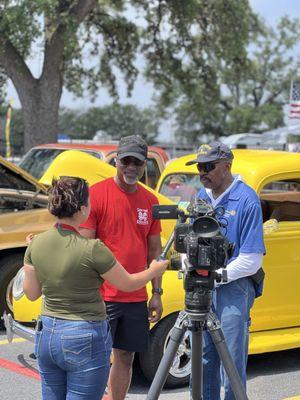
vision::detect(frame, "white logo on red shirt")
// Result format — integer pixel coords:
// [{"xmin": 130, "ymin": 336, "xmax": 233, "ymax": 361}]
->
[{"xmin": 137, "ymin": 208, "xmax": 149, "ymax": 225}]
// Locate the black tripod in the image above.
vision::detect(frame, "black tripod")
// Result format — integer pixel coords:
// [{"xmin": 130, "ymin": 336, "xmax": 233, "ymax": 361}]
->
[
  {"xmin": 146, "ymin": 308, "xmax": 248, "ymax": 400},
  {"xmin": 148, "ymin": 203, "xmax": 249, "ymax": 399}
]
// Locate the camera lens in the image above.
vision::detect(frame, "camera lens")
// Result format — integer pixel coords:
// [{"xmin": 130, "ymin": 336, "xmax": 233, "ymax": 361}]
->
[{"xmin": 192, "ymin": 216, "xmax": 220, "ymax": 237}]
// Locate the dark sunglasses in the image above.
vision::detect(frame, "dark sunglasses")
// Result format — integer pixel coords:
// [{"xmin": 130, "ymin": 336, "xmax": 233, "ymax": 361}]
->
[
  {"xmin": 119, "ymin": 157, "xmax": 145, "ymax": 167},
  {"xmin": 197, "ymin": 162, "xmax": 219, "ymax": 173}
]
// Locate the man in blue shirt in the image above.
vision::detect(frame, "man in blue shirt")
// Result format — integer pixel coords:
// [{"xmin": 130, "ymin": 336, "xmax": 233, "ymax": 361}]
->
[{"xmin": 186, "ymin": 141, "xmax": 265, "ymax": 400}]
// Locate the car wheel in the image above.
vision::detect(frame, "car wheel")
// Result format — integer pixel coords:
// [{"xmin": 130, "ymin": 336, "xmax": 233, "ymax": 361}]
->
[
  {"xmin": 0, "ymin": 253, "xmax": 24, "ymax": 325},
  {"xmin": 139, "ymin": 312, "xmax": 191, "ymax": 388}
]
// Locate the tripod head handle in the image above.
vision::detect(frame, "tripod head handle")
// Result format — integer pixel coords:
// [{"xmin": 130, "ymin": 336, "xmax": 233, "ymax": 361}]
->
[{"xmin": 214, "ymin": 268, "xmax": 228, "ymax": 283}]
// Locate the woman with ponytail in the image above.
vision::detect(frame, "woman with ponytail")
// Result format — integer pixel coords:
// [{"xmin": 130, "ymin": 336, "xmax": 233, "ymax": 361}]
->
[{"xmin": 23, "ymin": 176, "xmax": 168, "ymax": 400}]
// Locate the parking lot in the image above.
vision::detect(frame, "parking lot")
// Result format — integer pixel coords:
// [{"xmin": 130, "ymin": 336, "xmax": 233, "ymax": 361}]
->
[{"xmin": 1, "ymin": 331, "xmax": 299, "ymax": 400}]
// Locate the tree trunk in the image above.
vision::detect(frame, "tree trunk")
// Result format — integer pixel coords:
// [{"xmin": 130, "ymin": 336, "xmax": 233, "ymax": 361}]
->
[
  {"xmin": 20, "ymin": 77, "xmax": 62, "ymax": 152},
  {"xmin": 0, "ymin": 39, "xmax": 63, "ymax": 154},
  {"xmin": 0, "ymin": 0, "xmax": 98, "ymax": 154}
]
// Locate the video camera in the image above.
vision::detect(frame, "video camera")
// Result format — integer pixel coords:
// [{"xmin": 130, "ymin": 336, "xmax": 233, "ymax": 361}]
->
[{"xmin": 153, "ymin": 199, "xmax": 234, "ymax": 317}]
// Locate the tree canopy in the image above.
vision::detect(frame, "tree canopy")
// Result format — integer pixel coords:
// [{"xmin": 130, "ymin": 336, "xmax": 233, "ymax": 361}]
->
[
  {"xmin": 172, "ymin": 16, "xmax": 300, "ymax": 143},
  {"xmin": 59, "ymin": 103, "xmax": 159, "ymax": 143},
  {"xmin": 0, "ymin": 0, "xmax": 255, "ymax": 151}
]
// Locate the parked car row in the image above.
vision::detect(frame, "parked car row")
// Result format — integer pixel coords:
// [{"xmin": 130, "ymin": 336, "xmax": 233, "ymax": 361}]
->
[
  {"xmin": 220, "ymin": 128, "xmax": 300, "ymax": 152},
  {"xmin": 1, "ymin": 147, "xmax": 300, "ymax": 388},
  {"xmin": 220, "ymin": 133, "xmax": 262, "ymax": 149}
]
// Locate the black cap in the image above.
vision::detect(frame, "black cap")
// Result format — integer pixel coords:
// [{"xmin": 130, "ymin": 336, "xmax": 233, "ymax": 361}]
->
[
  {"xmin": 117, "ymin": 135, "xmax": 148, "ymax": 161},
  {"xmin": 186, "ymin": 141, "xmax": 234, "ymax": 165}
]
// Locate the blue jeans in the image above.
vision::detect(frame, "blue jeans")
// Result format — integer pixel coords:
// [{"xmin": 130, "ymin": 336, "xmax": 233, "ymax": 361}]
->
[
  {"xmin": 193, "ymin": 278, "xmax": 255, "ymax": 400},
  {"xmin": 35, "ymin": 316, "xmax": 112, "ymax": 400}
]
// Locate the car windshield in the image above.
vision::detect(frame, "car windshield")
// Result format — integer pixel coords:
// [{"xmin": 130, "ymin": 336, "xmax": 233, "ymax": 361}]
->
[
  {"xmin": 159, "ymin": 173, "xmax": 202, "ymax": 205},
  {"xmin": 19, "ymin": 148, "xmax": 103, "ymax": 180},
  {"xmin": 19, "ymin": 149, "xmax": 66, "ymax": 179}
]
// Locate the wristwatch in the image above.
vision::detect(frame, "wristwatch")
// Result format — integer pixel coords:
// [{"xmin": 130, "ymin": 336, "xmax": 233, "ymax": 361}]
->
[{"xmin": 152, "ymin": 288, "xmax": 163, "ymax": 295}]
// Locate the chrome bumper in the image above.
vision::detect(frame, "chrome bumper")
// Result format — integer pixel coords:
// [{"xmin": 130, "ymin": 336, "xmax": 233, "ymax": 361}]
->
[{"xmin": 2, "ymin": 312, "xmax": 35, "ymax": 343}]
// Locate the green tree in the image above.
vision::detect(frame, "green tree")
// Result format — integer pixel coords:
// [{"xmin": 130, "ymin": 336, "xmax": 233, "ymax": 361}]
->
[
  {"xmin": 172, "ymin": 16, "xmax": 300, "ymax": 143},
  {"xmin": 224, "ymin": 16, "xmax": 300, "ymax": 134},
  {"xmin": 59, "ymin": 103, "xmax": 159, "ymax": 143},
  {"xmin": 0, "ymin": 0, "xmax": 254, "ymax": 151}
]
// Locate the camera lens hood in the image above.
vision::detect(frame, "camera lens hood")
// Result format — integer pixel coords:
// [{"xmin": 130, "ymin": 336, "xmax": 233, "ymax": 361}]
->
[{"xmin": 192, "ymin": 216, "xmax": 220, "ymax": 237}]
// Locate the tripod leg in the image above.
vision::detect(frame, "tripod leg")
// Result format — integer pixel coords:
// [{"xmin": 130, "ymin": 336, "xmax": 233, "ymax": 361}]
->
[
  {"xmin": 146, "ymin": 312, "xmax": 189, "ymax": 400},
  {"xmin": 190, "ymin": 325, "xmax": 203, "ymax": 400},
  {"xmin": 207, "ymin": 313, "xmax": 249, "ymax": 400}
]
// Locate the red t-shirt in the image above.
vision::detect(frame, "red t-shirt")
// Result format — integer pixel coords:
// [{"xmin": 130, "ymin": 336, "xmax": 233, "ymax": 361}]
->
[{"xmin": 81, "ymin": 178, "xmax": 162, "ymax": 302}]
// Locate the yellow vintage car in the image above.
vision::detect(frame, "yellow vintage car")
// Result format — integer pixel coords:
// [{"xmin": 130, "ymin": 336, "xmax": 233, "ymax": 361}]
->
[
  {"xmin": 4, "ymin": 148, "xmax": 300, "ymax": 388},
  {"xmin": 1, "ymin": 150, "xmax": 174, "ymax": 322},
  {"xmin": 150, "ymin": 149, "xmax": 300, "ymax": 384},
  {"xmin": 0, "ymin": 150, "xmax": 124, "ymax": 317}
]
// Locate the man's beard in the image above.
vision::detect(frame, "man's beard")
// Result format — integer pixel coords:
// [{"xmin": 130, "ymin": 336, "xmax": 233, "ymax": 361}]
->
[{"xmin": 123, "ymin": 174, "xmax": 139, "ymax": 185}]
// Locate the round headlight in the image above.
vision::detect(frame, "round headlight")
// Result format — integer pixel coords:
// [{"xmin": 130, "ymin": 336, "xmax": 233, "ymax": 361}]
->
[{"xmin": 12, "ymin": 267, "xmax": 25, "ymax": 300}]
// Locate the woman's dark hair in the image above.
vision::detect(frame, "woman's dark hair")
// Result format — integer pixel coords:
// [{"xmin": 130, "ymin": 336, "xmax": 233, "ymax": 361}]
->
[{"xmin": 48, "ymin": 176, "xmax": 89, "ymax": 219}]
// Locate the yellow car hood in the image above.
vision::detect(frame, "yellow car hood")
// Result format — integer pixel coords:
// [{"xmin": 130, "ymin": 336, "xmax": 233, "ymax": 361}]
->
[{"xmin": 39, "ymin": 150, "xmax": 116, "ymax": 186}]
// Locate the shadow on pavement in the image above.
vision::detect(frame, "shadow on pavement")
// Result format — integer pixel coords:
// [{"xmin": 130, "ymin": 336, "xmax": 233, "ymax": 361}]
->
[{"xmin": 247, "ymin": 348, "xmax": 300, "ymax": 380}]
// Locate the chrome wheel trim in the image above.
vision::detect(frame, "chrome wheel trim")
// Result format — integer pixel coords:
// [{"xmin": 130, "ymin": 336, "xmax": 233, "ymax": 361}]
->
[
  {"xmin": 6, "ymin": 277, "xmax": 14, "ymax": 312},
  {"xmin": 163, "ymin": 329, "xmax": 191, "ymax": 378}
]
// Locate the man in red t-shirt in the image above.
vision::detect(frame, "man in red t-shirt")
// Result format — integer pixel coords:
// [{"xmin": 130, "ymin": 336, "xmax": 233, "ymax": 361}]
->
[{"xmin": 80, "ymin": 135, "xmax": 163, "ymax": 400}]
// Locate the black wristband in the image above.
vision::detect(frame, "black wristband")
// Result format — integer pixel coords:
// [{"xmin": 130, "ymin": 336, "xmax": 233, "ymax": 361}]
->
[{"xmin": 152, "ymin": 288, "xmax": 163, "ymax": 295}]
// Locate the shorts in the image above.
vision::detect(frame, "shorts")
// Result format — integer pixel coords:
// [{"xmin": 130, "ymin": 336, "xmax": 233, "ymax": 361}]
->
[{"xmin": 105, "ymin": 301, "xmax": 149, "ymax": 352}]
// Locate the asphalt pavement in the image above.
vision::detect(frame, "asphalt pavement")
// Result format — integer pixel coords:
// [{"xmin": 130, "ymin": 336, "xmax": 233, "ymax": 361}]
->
[{"xmin": 0, "ymin": 331, "xmax": 299, "ymax": 399}]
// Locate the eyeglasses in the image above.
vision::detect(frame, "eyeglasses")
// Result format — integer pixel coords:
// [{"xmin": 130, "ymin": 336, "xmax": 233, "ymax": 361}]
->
[
  {"xmin": 119, "ymin": 157, "xmax": 145, "ymax": 167},
  {"xmin": 196, "ymin": 162, "xmax": 219, "ymax": 173}
]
